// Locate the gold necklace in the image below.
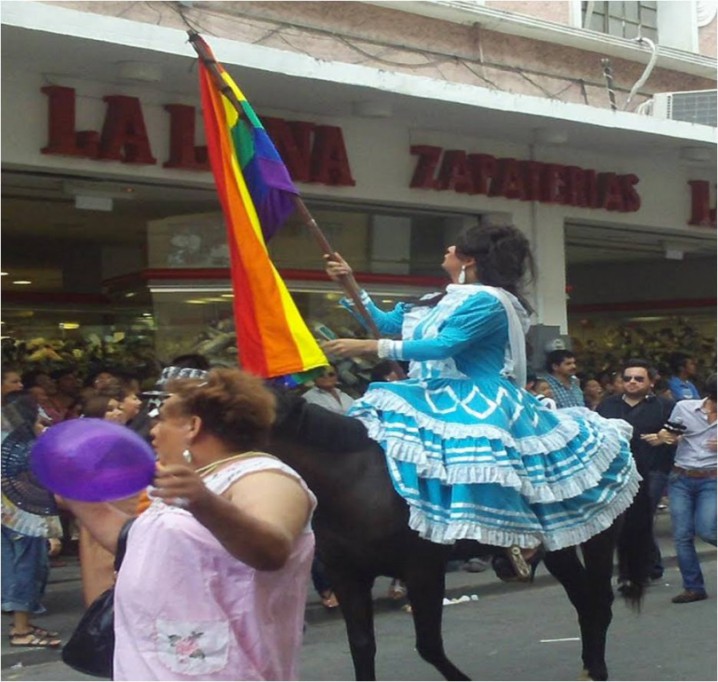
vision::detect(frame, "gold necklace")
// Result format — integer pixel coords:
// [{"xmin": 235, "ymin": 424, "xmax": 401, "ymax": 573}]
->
[{"xmin": 194, "ymin": 451, "xmax": 278, "ymax": 478}]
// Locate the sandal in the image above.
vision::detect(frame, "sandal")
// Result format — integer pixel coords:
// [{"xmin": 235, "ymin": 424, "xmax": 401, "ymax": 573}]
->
[
  {"xmin": 9, "ymin": 624, "xmax": 60, "ymax": 639},
  {"xmin": 9, "ymin": 631, "xmax": 61, "ymax": 648},
  {"xmin": 493, "ymin": 545, "xmax": 544, "ymax": 583},
  {"xmin": 320, "ymin": 591, "xmax": 339, "ymax": 609},
  {"xmin": 508, "ymin": 545, "xmax": 533, "ymax": 581}
]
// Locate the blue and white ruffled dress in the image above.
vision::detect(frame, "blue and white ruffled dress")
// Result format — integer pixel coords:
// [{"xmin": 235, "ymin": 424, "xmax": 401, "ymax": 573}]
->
[{"xmin": 344, "ymin": 285, "xmax": 639, "ymax": 551}]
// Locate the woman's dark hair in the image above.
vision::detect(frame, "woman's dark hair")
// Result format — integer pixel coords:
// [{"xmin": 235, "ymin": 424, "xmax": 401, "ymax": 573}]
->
[
  {"xmin": 407, "ymin": 223, "xmax": 536, "ymax": 310},
  {"xmin": 455, "ymin": 223, "xmax": 535, "ymax": 312},
  {"xmin": 370, "ymin": 360, "xmax": 396, "ymax": 383},
  {"xmin": 166, "ymin": 368, "xmax": 276, "ymax": 452},
  {"xmin": 581, "ymin": 375, "xmax": 601, "ymax": 389},
  {"xmin": 50, "ymin": 367, "xmax": 77, "ymax": 382},
  {"xmin": 169, "ymin": 354, "xmax": 211, "ymax": 371},
  {"xmin": 85, "ymin": 366, "xmax": 119, "ymax": 388},
  {"xmin": 82, "ymin": 394, "xmax": 117, "ymax": 419},
  {"xmin": 20, "ymin": 369, "xmax": 50, "ymax": 388}
]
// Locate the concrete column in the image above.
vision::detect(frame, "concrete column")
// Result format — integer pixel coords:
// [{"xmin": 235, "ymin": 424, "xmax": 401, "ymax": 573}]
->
[{"xmin": 513, "ymin": 204, "xmax": 568, "ymax": 333}]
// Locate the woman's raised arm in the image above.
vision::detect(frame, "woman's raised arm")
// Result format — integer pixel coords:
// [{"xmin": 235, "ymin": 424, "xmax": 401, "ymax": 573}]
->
[{"xmin": 60, "ymin": 498, "xmax": 131, "ymax": 555}]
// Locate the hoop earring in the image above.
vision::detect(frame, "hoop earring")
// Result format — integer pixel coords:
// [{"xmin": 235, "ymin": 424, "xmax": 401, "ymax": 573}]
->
[
  {"xmin": 458, "ymin": 265, "xmax": 467, "ymax": 285},
  {"xmin": 182, "ymin": 448, "xmax": 193, "ymax": 464}
]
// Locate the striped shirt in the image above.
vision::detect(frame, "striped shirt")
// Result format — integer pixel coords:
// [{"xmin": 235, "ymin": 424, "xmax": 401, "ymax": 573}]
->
[{"xmin": 543, "ymin": 374, "xmax": 585, "ymax": 409}]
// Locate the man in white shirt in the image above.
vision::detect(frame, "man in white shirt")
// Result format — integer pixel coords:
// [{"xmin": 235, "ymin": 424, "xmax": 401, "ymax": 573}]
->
[
  {"xmin": 302, "ymin": 365, "xmax": 355, "ymax": 415},
  {"xmin": 660, "ymin": 373, "xmax": 717, "ymax": 604}
]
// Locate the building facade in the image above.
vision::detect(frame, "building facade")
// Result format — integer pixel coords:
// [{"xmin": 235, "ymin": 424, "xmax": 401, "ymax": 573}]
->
[{"xmin": 2, "ymin": 1, "xmax": 716, "ymax": 380}]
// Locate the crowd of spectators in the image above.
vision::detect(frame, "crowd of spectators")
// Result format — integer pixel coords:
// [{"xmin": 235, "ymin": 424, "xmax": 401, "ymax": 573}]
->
[{"xmin": 570, "ymin": 316, "xmax": 715, "ymax": 390}]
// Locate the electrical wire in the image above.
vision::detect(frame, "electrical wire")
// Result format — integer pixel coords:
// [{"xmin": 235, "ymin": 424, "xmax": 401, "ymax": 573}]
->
[
  {"xmin": 158, "ymin": 2, "xmax": 650, "ymax": 107},
  {"xmin": 623, "ymin": 36, "xmax": 659, "ymax": 111}
]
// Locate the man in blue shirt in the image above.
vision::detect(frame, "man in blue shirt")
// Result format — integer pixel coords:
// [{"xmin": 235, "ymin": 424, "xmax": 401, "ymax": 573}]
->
[
  {"xmin": 666, "ymin": 352, "xmax": 700, "ymax": 401},
  {"xmin": 660, "ymin": 373, "xmax": 717, "ymax": 604},
  {"xmin": 542, "ymin": 350, "xmax": 584, "ymax": 408}
]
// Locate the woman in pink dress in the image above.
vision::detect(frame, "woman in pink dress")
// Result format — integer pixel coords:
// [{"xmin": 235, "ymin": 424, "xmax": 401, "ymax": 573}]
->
[{"xmin": 64, "ymin": 368, "xmax": 316, "ymax": 681}]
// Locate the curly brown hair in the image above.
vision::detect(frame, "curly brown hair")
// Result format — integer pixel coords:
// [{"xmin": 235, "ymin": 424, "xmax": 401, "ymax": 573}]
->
[{"xmin": 166, "ymin": 368, "xmax": 276, "ymax": 452}]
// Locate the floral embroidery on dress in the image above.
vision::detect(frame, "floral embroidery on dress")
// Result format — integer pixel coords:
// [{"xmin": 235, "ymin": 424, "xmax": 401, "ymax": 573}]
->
[
  {"xmin": 167, "ymin": 630, "xmax": 206, "ymax": 663},
  {"xmin": 156, "ymin": 619, "xmax": 229, "ymax": 675}
]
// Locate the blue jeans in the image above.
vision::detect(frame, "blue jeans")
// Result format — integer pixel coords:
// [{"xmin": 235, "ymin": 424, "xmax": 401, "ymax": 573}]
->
[
  {"xmin": 1, "ymin": 526, "xmax": 49, "ymax": 613},
  {"xmin": 668, "ymin": 472, "xmax": 717, "ymax": 594}
]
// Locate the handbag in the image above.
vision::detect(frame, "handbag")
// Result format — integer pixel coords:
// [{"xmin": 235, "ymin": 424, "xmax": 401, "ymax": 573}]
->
[{"xmin": 62, "ymin": 518, "xmax": 135, "ymax": 678}]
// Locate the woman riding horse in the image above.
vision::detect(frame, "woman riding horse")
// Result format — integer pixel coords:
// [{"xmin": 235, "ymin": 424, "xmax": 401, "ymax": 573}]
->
[{"xmin": 322, "ymin": 223, "xmax": 640, "ymax": 575}]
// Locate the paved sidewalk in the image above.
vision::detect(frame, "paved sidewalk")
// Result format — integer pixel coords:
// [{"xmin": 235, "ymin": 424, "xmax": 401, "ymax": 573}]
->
[{"xmin": 2, "ymin": 511, "xmax": 715, "ymax": 672}]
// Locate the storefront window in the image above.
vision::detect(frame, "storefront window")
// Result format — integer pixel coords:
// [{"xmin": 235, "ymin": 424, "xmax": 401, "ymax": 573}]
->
[
  {"xmin": 1, "ymin": 299, "xmax": 158, "ymax": 381},
  {"xmin": 147, "ymin": 202, "xmax": 469, "ymax": 276},
  {"xmin": 147, "ymin": 281, "xmax": 424, "ymax": 367}
]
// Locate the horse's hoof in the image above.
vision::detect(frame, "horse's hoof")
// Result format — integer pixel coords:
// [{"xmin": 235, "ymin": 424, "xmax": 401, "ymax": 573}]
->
[{"xmin": 578, "ymin": 669, "xmax": 593, "ymax": 681}]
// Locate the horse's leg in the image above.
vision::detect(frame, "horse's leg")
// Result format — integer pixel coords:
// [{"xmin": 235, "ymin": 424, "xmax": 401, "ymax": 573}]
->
[
  {"xmin": 577, "ymin": 530, "xmax": 617, "ymax": 681},
  {"xmin": 542, "ymin": 548, "xmax": 596, "ymax": 679},
  {"xmin": 404, "ymin": 543, "xmax": 471, "ymax": 681},
  {"xmin": 543, "ymin": 529, "xmax": 616, "ymax": 681},
  {"xmin": 330, "ymin": 572, "xmax": 378, "ymax": 681}
]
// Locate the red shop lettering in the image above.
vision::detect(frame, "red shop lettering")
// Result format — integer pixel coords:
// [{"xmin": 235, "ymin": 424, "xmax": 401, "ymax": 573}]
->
[
  {"xmin": 687, "ymin": 180, "xmax": 717, "ymax": 228},
  {"xmin": 40, "ymin": 86, "xmax": 355, "ymax": 186},
  {"xmin": 410, "ymin": 146, "xmax": 642, "ymax": 213}
]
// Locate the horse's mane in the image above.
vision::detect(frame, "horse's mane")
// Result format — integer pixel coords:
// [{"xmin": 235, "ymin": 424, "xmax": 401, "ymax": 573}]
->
[{"xmin": 271, "ymin": 389, "xmax": 375, "ymax": 453}]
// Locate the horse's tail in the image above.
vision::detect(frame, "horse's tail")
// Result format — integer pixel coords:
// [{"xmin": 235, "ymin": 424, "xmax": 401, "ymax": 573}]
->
[{"xmin": 616, "ymin": 479, "xmax": 653, "ymax": 609}]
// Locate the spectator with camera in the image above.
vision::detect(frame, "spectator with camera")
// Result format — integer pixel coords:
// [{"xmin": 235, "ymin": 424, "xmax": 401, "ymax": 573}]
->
[{"xmin": 659, "ymin": 373, "xmax": 717, "ymax": 604}]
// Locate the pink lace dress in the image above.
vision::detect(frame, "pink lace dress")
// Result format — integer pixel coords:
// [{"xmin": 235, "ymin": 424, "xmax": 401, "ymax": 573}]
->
[{"xmin": 113, "ymin": 456, "xmax": 316, "ymax": 681}]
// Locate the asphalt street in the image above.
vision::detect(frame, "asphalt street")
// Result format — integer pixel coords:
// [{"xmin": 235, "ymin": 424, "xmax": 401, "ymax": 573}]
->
[
  {"xmin": 2, "ymin": 512, "xmax": 715, "ymax": 681},
  {"xmin": 297, "ymin": 559, "xmax": 717, "ymax": 681}
]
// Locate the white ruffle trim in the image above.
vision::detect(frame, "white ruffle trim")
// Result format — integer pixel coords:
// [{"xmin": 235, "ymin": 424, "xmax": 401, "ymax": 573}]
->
[
  {"xmin": 407, "ymin": 465, "xmax": 641, "ymax": 551},
  {"xmin": 357, "ymin": 388, "xmax": 585, "ymax": 456},
  {"xmin": 356, "ymin": 391, "xmax": 632, "ymax": 504}
]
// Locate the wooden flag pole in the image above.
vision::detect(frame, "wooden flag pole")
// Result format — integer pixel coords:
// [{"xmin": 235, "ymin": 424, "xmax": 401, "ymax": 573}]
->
[
  {"xmin": 188, "ymin": 30, "xmax": 406, "ymax": 378},
  {"xmin": 291, "ymin": 198, "xmax": 384, "ymax": 340}
]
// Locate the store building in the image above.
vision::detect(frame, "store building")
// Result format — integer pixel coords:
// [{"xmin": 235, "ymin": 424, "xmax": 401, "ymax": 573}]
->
[{"xmin": 2, "ymin": 1, "xmax": 716, "ymax": 381}]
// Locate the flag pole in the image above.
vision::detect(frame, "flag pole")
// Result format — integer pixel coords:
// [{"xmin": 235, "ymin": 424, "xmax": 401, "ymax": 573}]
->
[{"xmin": 188, "ymin": 31, "xmax": 406, "ymax": 377}]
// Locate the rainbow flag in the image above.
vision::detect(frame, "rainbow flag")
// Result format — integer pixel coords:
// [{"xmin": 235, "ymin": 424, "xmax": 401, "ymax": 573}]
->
[{"xmin": 196, "ymin": 36, "xmax": 327, "ymax": 378}]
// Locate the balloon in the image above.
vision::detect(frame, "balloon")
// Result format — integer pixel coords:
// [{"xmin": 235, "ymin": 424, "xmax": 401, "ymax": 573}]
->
[{"xmin": 30, "ymin": 419, "xmax": 156, "ymax": 502}]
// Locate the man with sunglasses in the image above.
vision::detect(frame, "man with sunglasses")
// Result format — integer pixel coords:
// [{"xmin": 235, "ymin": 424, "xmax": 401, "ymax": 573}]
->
[{"xmin": 597, "ymin": 359, "xmax": 676, "ymax": 587}]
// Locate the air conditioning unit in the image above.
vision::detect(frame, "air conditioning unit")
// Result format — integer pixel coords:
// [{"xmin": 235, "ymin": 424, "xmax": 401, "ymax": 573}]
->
[{"xmin": 650, "ymin": 90, "xmax": 717, "ymax": 127}]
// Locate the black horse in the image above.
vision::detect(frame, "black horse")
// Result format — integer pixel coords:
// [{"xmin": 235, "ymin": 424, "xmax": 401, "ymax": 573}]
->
[{"xmin": 268, "ymin": 391, "xmax": 652, "ymax": 681}]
